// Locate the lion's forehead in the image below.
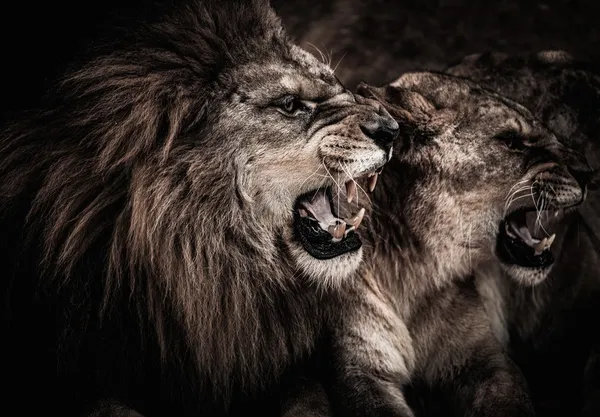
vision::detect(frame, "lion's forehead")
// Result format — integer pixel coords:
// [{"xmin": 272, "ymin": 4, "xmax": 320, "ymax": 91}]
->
[
  {"xmin": 289, "ymin": 44, "xmax": 336, "ymax": 78},
  {"xmin": 240, "ymin": 59, "xmax": 343, "ymax": 101}
]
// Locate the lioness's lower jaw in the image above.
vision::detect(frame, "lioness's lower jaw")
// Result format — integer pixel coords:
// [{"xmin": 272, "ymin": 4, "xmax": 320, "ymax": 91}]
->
[
  {"xmin": 496, "ymin": 220, "xmax": 554, "ymax": 269},
  {"xmin": 495, "ymin": 205, "xmax": 565, "ymax": 269}
]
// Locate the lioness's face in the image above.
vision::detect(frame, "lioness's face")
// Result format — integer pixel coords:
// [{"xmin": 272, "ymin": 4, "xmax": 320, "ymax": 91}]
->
[
  {"xmin": 216, "ymin": 45, "xmax": 398, "ymax": 284},
  {"xmin": 359, "ymin": 72, "xmax": 591, "ymax": 283}
]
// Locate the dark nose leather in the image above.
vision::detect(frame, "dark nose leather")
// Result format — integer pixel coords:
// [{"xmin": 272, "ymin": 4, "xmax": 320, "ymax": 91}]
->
[
  {"xmin": 359, "ymin": 116, "xmax": 399, "ymax": 152},
  {"xmin": 562, "ymin": 148, "xmax": 595, "ymax": 190},
  {"xmin": 568, "ymin": 164, "xmax": 595, "ymax": 190}
]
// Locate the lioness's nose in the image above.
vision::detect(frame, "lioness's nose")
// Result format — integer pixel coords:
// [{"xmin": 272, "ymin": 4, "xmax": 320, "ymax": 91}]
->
[
  {"xmin": 359, "ymin": 116, "xmax": 399, "ymax": 152},
  {"xmin": 562, "ymin": 148, "xmax": 594, "ymax": 189},
  {"xmin": 568, "ymin": 164, "xmax": 594, "ymax": 190}
]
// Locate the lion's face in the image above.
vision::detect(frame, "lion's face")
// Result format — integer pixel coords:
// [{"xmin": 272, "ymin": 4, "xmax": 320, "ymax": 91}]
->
[
  {"xmin": 211, "ymin": 45, "xmax": 398, "ymax": 284},
  {"xmin": 358, "ymin": 72, "xmax": 591, "ymax": 284}
]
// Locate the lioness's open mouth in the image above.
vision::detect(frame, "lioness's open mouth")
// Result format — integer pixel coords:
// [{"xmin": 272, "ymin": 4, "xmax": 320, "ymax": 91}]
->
[
  {"xmin": 293, "ymin": 171, "xmax": 381, "ymax": 260},
  {"xmin": 497, "ymin": 208, "xmax": 561, "ymax": 268}
]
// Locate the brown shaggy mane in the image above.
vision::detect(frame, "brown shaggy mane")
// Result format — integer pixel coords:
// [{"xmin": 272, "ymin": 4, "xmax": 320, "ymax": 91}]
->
[{"xmin": 0, "ymin": 1, "xmax": 327, "ymax": 416}]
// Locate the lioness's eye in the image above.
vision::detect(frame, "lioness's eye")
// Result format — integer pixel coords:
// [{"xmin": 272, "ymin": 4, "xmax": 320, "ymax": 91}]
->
[
  {"xmin": 277, "ymin": 95, "xmax": 305, "ymax": 116},
  {"xmin": 494, "ymin": 131, "xmax": 527, "ymax": 151}
]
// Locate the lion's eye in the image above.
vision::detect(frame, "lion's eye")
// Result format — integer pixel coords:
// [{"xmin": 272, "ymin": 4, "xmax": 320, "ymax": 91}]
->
[
  {"xmin": 278, "ymin": 95, "xmax": 305, "ymax": 116},
  {"xmin": 495, "ymin": 131, "xmax": 527, "ymax": 151}
]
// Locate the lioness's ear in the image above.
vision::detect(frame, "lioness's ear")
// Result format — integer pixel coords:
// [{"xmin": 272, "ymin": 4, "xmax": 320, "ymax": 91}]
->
[
  {"xmin": 356, "ymin": 81, "xmax": 434, "ymax": 121},
  {"xmin": 385, "ymin": 86, "xmax": 436, "ymax": 116},
  {"xmin": 389, "ymin": 71, "xmax": 471, "ymax": 109}
]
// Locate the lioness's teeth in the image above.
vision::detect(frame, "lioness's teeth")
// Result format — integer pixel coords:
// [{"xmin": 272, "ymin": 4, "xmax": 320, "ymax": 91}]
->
[
  {"xmin": 328, "ymin": 222, "xmax": 347, "ymax": 239},
  {"xmin": 534, "ymin": 238, "xmax": 547, "ymax": 256},
  {"xmin": 368, "ymin": 173, "xmax": 379, "ymax": 192},
  {"xmin": 555, "ymin": 211, "xmax": 560, "ymax": 218},
  {"xmin": 346, "ymin": 180, "xmax": 357, "ymax": 203},
  {"xmin": 533, "ymin": 233, "xmax": 556, "ymax": 256}
]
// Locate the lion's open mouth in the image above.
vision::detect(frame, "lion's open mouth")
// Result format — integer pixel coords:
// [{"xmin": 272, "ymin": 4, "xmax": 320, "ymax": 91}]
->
[
  {"xmin": 496, "ymin": 207, "xmax": 562, "ymax": 268},
  {"xmin": 293, "ymin": 171, "xmax": 381, "ymax": 260}
]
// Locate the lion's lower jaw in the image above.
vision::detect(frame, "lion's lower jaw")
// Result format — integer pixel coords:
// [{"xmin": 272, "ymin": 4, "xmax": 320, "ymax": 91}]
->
[
  {"xmin": 290, "ymin": 245, "xmax": 364, "ymax": 290},
  {"xmin": 499, "ymin": 262, "xmax": 553, "ymax": 286}
]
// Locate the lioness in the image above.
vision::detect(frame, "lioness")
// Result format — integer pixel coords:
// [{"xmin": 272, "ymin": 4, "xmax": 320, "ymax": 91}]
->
[
  {"xmin": 285, "ymin": 70, "xmax": 590, "ymax": 417},
  {"xmin": 445, "ymin": 50, "xmax": 599, "ymax": 417}
]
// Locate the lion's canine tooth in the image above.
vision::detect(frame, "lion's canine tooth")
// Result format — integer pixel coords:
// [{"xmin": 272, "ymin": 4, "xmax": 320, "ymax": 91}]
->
[
  {"xmin": 345, "ymin": 207, "xmax": 365, "ymax": 229},
  {"xmin": 554, "ymin": 211, "xmax": 560, "ymax": 217},
  {"xmin": 346, "ymin": 180, "xmax": 357, "ymax": 203},
  {"xmin": 328, "ymin": 222, "xmax": 346, "ymax": 239},
  {"xmin": 368, "ymin": 173, "xmax": 379, "ymax": 192}
]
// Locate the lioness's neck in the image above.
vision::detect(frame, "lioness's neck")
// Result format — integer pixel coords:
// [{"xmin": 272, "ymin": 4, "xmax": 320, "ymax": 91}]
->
[{"xmin": 362, "ymin": 166, "xmax": 474, "ymax": 319}]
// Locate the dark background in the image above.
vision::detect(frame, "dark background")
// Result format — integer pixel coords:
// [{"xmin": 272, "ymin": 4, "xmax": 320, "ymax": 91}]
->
[
  {"xmin": 271, "ymin": 0, "xmax": 600, "ymax": 89},
  {"xmin": 2, "ymin": 0, "xmax": 600, "ymax": 117}
]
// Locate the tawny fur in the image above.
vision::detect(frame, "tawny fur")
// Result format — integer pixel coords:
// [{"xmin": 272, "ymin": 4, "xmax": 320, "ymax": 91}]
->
[
  {"xmin": 0, "ymin": 1, "xmax": 397, "ymax": 416},
  {"xmin": 286, "ymin": 71, "xmax": 589, "ymax": 417},
  {"xmin": 446, "ymin": 50, "xmax": 600, "ymax": 417}
]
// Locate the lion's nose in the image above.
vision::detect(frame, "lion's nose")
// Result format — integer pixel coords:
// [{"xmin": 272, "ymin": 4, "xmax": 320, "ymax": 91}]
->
[{"xmin": 359, "ymin": 116, "xmax": 399, "ymax": 152}]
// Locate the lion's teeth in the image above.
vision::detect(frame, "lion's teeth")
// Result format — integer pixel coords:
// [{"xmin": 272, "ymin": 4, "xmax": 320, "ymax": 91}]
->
[
  {"xmin": 346, "ymin": 180, "xmax": 357, "ymax": 203},
  {"xmin": 328, "ymin": 222, "xmax": 347, "ymax": 239},
  {"xmin": 345, "ymin": 207, "xmax": 365, "ymax": 229},
  {"xmin": 354, "ymin": 207, "xmax": 366, "ymax": 229},
  {"xmin": 554, "ymin": 211, "xmax": 560, "ymax": 217},
  {"xmin": 368, "ymin": 173, "xmax": 379, "ymax": 192}
]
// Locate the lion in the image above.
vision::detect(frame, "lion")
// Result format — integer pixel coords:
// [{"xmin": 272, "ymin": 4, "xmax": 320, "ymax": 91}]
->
[
  {"xmin": 284, "ymin": 71, "xmax": 590, "ymax": 417},
  {"xmin": 445, "ymin": 50, "xmax": 600, "ymax": 417},
  {"xmin": 0, "ymin": 1, "xmax": 401, "ymax": 416}
]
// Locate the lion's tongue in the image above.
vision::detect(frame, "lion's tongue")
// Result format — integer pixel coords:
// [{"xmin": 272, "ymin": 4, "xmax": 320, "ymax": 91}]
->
[{"xmin": 298, "ymin": 190, "xmax": 365, "ymax": 240}]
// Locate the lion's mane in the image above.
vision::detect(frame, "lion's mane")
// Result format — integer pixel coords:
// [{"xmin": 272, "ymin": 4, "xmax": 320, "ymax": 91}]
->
[{"xmin": 0, "ymin": 1, "xmax": 324, "ymax": 415}]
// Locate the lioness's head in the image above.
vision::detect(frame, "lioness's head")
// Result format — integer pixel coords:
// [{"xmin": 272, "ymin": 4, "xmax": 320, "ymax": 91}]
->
[{"xmin": 359, "ymin": 72, "xmax": 591, "ymax": 284}]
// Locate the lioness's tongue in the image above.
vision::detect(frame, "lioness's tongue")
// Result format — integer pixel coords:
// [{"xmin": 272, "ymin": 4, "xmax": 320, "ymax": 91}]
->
[{"xmin": 506, "ymin": 211, "xmax": 556, "ymax": 256}]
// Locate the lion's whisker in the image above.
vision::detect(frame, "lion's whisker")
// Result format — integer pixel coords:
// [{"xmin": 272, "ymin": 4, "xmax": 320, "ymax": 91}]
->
[
  {"xmin": 298, "ymin": 165, "xmax": 329, "ymax": 196},
  {"xmin": 332, "ymin": 52, "xmax": 347, "ymax": 74},
  {"xmin": 306, "ymin": 42, "xmax": 327, "ymax": 65},
  {"xmin": 321, "ymin": 158, "xmax": 344, "ymax": 197},
  {"xmin": 339, "ymin": 161, "xmax": 373, "ymax": 207}
]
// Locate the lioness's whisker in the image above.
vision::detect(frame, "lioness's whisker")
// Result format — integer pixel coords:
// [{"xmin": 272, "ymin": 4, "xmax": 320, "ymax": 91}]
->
[{"xmin": 504, "ymin": 185, "xmax": 532, "ymax": 214}]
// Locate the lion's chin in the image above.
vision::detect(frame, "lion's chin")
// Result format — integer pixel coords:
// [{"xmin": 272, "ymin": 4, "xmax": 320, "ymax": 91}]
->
[{"xmin": 290, "ymin": 244, "xmax": 364, "ymax": 289}]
